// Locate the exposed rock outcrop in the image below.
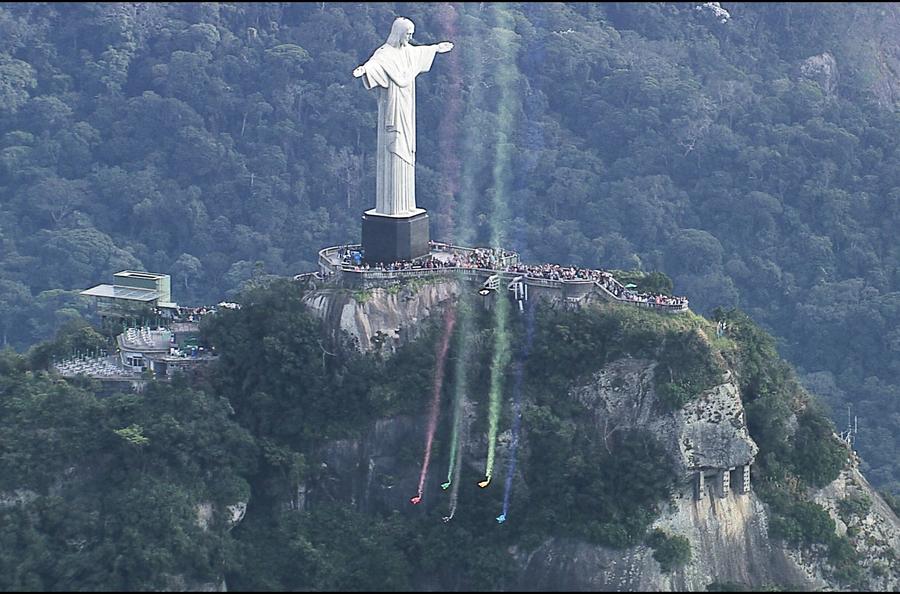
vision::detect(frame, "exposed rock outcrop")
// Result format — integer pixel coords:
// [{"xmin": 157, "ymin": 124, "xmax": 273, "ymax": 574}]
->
[
  {"xmin": 306, "ymin": 416, "xmax": 426, "ymax": 514},
  {"xmin": 812, "ymin": 462, "xmax": 900, "ymax": 590},
  {"xmin": 858, "ymin": 5, "xmax": 900, "ymax": 110},
  {"xmin": 572, "ymin": 359, "xmax": 757, "ymax": 479},
  {"xmin": 0, "ymin": 489, "xmax": 39, "ymax": 508},
  {"xmin": 195, "ymin": 500, "xmax": 248, "ymax": 532},
  {"xmin": 513, "ymin": 492, "xmax": 822, "ymax": 591},
  {"xmin": 299, "ymin": 287, "xmax": 900, "ymax": 590},
  {"xmin": 302, "ymin": 279, "xmax": 462, "ymax": 353},
  {"xmin": 510, "ymin": 357, "xmax": 801, "ymax": 591},
  {"xmin": 800, "ymin": 52, "xmax": 839, "ymax": 96},
  {"xmin": 160, "ymin": 574, "xmax": 226, "ymax": 593},
  {"xmin": 811, "ymin": 4, "xmax": 900, "ymax": 110}
]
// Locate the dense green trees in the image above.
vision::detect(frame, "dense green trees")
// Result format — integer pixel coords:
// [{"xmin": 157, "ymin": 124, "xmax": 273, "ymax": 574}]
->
[
  {"xmin": 647, "ymin": 528, "xmax": 692, "ymax": 573},
  {"xmin": 0, "ymin": 2, "xmax": 897, "ymax": 487},
  {"xmin": 0, "ymin": 348, "xmax": 255, "ymax": 590},
  {"xmin": 0, "ymin": 2, "xmax": 897, "ymax": 579},
  {"xmin": 0, "ymin": 277, "xmax": 867, "ymax": 589}
]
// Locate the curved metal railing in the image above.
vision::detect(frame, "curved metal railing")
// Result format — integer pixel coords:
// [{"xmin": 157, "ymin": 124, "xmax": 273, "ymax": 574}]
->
[{"xmin": 312, "ymin": 244, "xmax": 689, "ymax": 313}]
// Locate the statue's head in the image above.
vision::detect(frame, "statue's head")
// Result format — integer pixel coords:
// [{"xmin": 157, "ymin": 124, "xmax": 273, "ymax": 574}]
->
[{"xmin": 386, "ymin": 17, "xmax": 414, "ymax": 47}]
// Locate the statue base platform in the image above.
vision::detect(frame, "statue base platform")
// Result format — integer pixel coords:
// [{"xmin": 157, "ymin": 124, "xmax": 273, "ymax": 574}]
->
[{"xmin": 361, "ymin": 209, "xmax": 430, "ymax": 264}]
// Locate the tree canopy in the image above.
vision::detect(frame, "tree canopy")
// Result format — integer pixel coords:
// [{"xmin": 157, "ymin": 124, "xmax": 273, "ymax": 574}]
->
[{"xmin": 0, "ymin": 0, "xmax": 898, "ymax": 543}]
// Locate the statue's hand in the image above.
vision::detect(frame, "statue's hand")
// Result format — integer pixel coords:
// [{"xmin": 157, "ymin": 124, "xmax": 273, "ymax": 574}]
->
[
  {"xmin": 352, "ymin": 65, "xmax": 365, "ymax": 78},
  {"xmin": 437, "ymin": 41, "xmax": 453, "ymax": 53}
]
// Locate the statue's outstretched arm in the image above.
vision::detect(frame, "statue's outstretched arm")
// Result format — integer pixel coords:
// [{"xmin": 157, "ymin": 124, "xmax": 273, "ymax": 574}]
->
[
  {"xmin": 436, "ymin": 41, "xmax": 453, "ymax": 53},
  {"xmin": 353, "ymin": 65, "xmax": 366, "ymax": 78}
]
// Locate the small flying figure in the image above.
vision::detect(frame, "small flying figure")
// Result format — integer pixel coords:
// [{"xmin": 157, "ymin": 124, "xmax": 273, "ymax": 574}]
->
[
  {"xmin": 441, "ymin": 480, "xmax": 451, "ymax": 490},
  {"xmin": 477, "ymin": 476, "xmax": 491, "ymax": 488},
  {"xmin": 495, "ymin": 514, "xmax": 506, "ymax": 524},
  {"xmin": 410, "ymin": 495, "xmax": 422, "ymax": 505}
]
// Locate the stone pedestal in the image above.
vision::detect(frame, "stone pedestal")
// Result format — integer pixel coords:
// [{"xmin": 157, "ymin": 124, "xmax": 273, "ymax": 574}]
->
[{"xmin": 361, "ymin": 209, "xmax": 430, "ymax": 264}]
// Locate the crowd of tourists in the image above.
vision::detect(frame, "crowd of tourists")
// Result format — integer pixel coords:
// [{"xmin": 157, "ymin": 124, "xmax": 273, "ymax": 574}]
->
[{"xmin": 330, "ymin": 243, "xmax": 688, "ymax": 310}]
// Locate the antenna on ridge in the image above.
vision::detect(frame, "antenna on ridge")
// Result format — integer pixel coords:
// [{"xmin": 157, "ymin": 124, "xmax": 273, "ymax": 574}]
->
[
  {"xmin": 840, "ymin": 404, "xmax": 852, "ymax": 447},
  {"xmin": 841, "ymin": 404, "xmax": 859, "ymax": 449}
]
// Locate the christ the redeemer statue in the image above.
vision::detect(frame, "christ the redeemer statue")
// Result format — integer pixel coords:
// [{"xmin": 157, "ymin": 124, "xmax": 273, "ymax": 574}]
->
[{"xmin": 354, "ymin": 17, "xmax": 452, "ymax": 263}]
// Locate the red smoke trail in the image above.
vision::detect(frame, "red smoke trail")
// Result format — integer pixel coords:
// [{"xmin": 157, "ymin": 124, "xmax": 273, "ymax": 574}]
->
[
  {"xmin": 412, "ymin": 2, "xmax": 464, "ymax": 509},
  {"xmin": 411, "ymin": 308, "xmax": 458, "ymax": 504},
  {"xmin": 435, "ymin": 2, "xmax": 463, "ymax": 242}
]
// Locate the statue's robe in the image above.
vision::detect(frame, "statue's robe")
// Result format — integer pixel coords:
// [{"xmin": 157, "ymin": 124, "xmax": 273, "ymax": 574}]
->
[{"xmin": 360, "ymin": 43, "xmax": 438, "ymax": 215}]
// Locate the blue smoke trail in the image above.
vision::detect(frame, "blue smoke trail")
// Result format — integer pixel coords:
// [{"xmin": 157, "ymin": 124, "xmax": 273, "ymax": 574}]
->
[{"xmin": 497, "ymin": 301, "xmax": 537, "ymax": 524}]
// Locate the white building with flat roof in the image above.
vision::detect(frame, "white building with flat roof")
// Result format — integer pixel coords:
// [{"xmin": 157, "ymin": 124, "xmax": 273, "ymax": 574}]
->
[{"xmin": 81, "ymin": 270, "xmax": 176, "ymax": 319}]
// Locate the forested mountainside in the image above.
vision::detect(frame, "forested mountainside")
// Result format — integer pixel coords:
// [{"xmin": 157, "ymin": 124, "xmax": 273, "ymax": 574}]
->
[
  {"xmin": 0, "ymin": 2, "xmax": 899, "ymax": 495},
  {"xmin": 2, "ymin": 278, "xmax": 898, "ymax": 591}
]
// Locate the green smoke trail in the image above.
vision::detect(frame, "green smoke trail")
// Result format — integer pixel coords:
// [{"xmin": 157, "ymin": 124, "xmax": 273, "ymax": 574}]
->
[
  {"xmin": 436, "ymin": 5, "xmax": 475, "ymax": 496},
  {"xmin": 487, "ymin": 6, "xmax": 519, "ymax": 251},
  {"xmin": 453, "ymin": 4, "xmax": 484, "ymax": 249},
  {"xmin": 444, "ymin": 297, "xmax": 473, "ymax": 489},
  {"xmin": 484, "ymin": 295, "xmax": 510, "ymax": 482},
  {"xmin": 441, "ymin": 3, "xmax": 490, "ymax": 491},
  {"xmin": 482, "ymin": 5, "xmax": 520, "ymax": 485},
  {"xmin": 443, "ymin": 377, "xmax": 462, "ymax": 488},
  {"xmin": 441, "ymin": 300, "xmax": 472, "ymax": 521},
  {"xmin": 445, "ymin": 395, "xmax": 466, "ymax": 521}
]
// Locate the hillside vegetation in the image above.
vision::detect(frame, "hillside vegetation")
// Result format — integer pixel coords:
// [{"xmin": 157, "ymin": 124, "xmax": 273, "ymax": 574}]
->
[
  {"xmin": 0, "ymin": 278, "xmax": 857, "ymax": 589},
  {"xmin": 0, "ymin": 2, "xmax": 897, "ymax": 495}
]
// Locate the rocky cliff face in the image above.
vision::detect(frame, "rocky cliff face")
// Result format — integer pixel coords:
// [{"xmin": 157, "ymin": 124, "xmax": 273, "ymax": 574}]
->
[
  {"xmin": 302, "ymin": 279, "xmax": 463, "ymax": 353},
  {"xmin": 538, "ymin": 358, "xmax": 899, "ymax": 591},
  {"xmin": 800, "ymin": 52, "xmax": 839, "ymax": 97},
  {"xmin": 811, "ymin": 462, "xmax": 900, "ymax": 590},
  {"xmin": 861, "ymin": 5, "xmax": 900, "ymax": 110},
  {"xmin": 800, "ymin": 4, "xmax": 900, "ymax": 109},
  {"xmin": 533, "ymin": 357, "xmax": 780, "ymax": 590},
  {"xmin": 572, "ymin": 359, "xmax": 757, "ymax": 477},
  {"xmin": 299, "ymin": 287, "xmax": 900, "ymax": 591}
]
